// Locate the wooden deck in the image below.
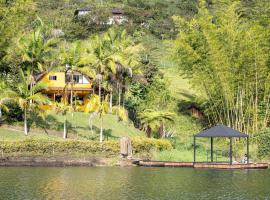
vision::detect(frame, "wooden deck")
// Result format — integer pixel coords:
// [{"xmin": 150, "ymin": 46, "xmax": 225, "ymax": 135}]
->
[
  {"xmin": 194, "ymin": 162, "xmax": 268, "ymax": 169},
  {"xmin": 137, "ymin": 160, "xmax": 268, "ymax": 169},
  {"xmin": 138, "ymin": 160, "xmax": 194, "ymax": 167}
]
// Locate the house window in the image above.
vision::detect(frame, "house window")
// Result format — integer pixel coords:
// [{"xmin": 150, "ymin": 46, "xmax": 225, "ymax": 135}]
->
[
  {"xmin": 49, "ymin": 75, "xmax": 57, "ymax": 80},
  {"xmin": 65, "ymin": 74, "xmax": 89, "ymax": 84},
  {"xmin": 73, "ymin": 75, "xmax": 82, "ymax": 83}
]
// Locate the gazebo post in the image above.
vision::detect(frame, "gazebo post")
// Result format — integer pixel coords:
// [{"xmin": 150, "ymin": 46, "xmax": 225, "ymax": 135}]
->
[
  {"xmin": 210, "ymin": 137, "xmax": 213, "ymax": 162},
  {"xmin": 229, "ymin": 137, "xmax": 232, "ymax": 165},
  {"xmin": 247, "ymin": 136, "xmax": 249, "ymax": 164},
  {"xmin": 193, "ymin": 136, "xmax": 196, "ymax": 163}
]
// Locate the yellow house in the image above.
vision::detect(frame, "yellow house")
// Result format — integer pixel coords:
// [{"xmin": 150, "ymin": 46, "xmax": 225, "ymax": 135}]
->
[{"xmin": 36, "ymin": 71, "xmax": 93, "ymax": 107}]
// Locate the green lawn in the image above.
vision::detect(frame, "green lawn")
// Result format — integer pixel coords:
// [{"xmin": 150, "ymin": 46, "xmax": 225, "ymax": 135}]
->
[
  {"xmin": 56, "ymin": 112, "xmax": 144, "ymax": 140},
  {"xmin": 0, "ymin": 128, "xmax": 62, "ymax": 141},
  {"xmin": 161, "ymin": 67, "xmax": 195, "ymax": 101},
  {"xmin": 160, "ymin": 67, "xmax": 202, "ymax": 139},
  {"xmin": 0, "ymin": 112, "xmax": 144, "ymax": 141}
]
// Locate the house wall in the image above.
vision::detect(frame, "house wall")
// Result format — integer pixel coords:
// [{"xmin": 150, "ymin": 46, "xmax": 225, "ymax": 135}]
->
[
  {"xmin": 40, "ymin": 72, "xmax": 92, "ymax": 89},
  {"xmin": 39, "ymin": 72, "xmax": 92, "ymax": 96}
]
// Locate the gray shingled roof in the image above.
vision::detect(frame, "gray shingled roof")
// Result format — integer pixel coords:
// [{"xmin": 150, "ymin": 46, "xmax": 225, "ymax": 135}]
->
[{"xmin": 195, "ymin": 124, "xmax": 248, "ymax": 138}]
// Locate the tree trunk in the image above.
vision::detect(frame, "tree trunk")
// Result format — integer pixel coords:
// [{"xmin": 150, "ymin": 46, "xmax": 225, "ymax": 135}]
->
[
  {"xmin": 146, "ymin": 126, "xmax": 151, "ymax": 138},
  {"xmin": 0, "ymin": 108, "xmax": 2, "ymax": 119},
  {"xmin": 122, "ymin": 87, "xmax": 125, "ymax": 107},
  {"xmin": 24, "ymin": 110, "xmax": 28, "ymax": 135},
  {"xmin": 70, "ymin": 71, "xmax": 74, "ymax": 105},
  {"xmin": 63, "ymin": 118, "xmax": 67, "ymax": 139},
  {"xmin": 100, "ymin": 117, "xmax": 103, "ymax": 143},
  {"xmin": 30, "ymin": 70, "xmax": 33, "ymax": 104},
  {"xmin": 109, "ymin": 90, "xmax": 113, "ymax": 112},
  {"xmin": 98, "ymin": 79, "xmax": 102, "ymax": 102},
  {"xmin": 89, "ymin": 114, "xmax": 94, "ymax": 135},
  {"xmin": 118, "ymin": 83, "xmax": 121, "ymax": 110},
  {"xmin": 159, "ymin": 122, "xmax": 165, "ymax": 138}
]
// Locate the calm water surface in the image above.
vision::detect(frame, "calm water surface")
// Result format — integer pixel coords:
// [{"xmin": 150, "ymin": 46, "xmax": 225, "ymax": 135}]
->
[{"xmin": 0, "ymin": 167, "xmax": 269, "ymax": 200}]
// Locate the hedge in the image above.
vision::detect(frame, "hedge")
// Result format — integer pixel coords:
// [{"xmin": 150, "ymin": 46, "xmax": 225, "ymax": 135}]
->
[
  {"xmin": 0, "ymin": 137, "xmax": 172, "ymax": 155},
  {"xmin": 255, "ymin": 128, "xmax": 270, "ymax": 158},
  {"xmin": 132, "ymin": 137, "xmax": 173, "ymax": 153}
]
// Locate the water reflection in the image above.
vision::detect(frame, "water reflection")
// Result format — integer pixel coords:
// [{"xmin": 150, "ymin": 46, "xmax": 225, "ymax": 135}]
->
[{"xmin": 0, "ymin": 167, "xmax": 269, "ymax": 200}]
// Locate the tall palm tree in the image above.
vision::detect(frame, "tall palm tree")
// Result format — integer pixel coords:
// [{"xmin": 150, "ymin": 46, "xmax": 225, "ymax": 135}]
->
[
  {"xmin": 59, "ymin": 41, "xmax": 95, "ymax": 105},
  {"xmin": 106, "ymin": 28, "xmax": 143, "ymax": 108},
  {"xmin": 86, "ymin": 31, "xmax": 122, "ymax": 102},
  {"xmin": 14, "ymin": 69, "xmax": 50, "ymax": 135},
  {"xmin": 85, "ymin": 94, "xmax": 109, "ymax": 142},
  {"xmin": 17, "ymin": 17, "xmax": 58, "ymax": 105},
  {"xmin": 87, "ymin": 28, "xmax": 143, "ymax": 109},
  {"xmin": 18, "ymin": 17, "xmax": 58, "ymax": 74},
  {"xmin": 54, "ymin": 102, "xmax": 71, "ymax": 139},
  {"xmin": 138, "ymin": 109, "xmax": 175, "ymax": 138}
]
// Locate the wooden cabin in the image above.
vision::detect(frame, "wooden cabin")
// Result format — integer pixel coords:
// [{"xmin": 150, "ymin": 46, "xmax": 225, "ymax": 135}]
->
[
  {"xmin": 109, "ymin": 8, "xmax": 127, "ymax": 25},
  {"xmin": 74, "ymin": 8, "xmax": 91, "ymax": 17},
  {"xmin": 36, "ymin": 71, "xmax": 93, "ymax": 107},
  {"xmin": 187, "ymin": 105, "xmax": 203, "ymax": 118},
  {"xmin": 74, "ymin": 7, "xmax": 127, "ymax": 25}
]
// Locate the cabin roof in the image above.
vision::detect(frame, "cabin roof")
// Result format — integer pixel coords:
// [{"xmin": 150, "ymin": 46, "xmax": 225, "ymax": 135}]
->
[
  {"xmin": 112, "ymin": 8, "xmax": 124, "ymax": 14},
  {"xmin": 74, "ymin": 8, "xmax": 91, "ymax": 16},
  {"xmin": 75, "ymin": 7, "xmax": 91, "ymax": 12},
  {"xmin": 195, "ymin": 124, "xmax": 248, "ymax": 138},
  {"xmin": 187, "ymin": 104, "xmax": 201, "ymax": 111}
]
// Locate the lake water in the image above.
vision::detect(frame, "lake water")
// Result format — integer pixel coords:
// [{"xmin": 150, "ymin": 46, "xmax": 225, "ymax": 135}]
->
[{"xmin": 0, "ymin": 167, "xmax": 269, "ymax": 200}]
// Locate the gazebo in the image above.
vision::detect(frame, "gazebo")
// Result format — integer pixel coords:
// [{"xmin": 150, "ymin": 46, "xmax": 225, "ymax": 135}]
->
[{"xmin": 193, "ymin": 124, "xmax": 249, "ymax": 165}]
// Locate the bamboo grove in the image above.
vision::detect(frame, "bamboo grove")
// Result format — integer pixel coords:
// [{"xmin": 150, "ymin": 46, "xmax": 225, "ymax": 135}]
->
[{"xmin": 172, "ymin": 1, "xmax": 270, "ymax": 134}]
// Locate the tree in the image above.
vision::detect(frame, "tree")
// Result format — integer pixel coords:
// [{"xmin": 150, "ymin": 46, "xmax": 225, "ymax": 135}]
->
[
  {"xmin": 86, "ymin": 32, "xmax": 119, "ymax": 102},
  {"xmin": 0, "ymin": 80, "xmax": 17, "ymax": 121},
  {"xmin": 138, "ymin": 109, "xmax": 175, "ymax": 138},
  {"xmin": 89, "ymin": 28, "xmax": 143, "ymax": 108},
  {"xmin": 113, "ymin": 31, "xmax": 143, "ymax": 109},
  {"xmin": 54, "ymin": 102, "xmax": 71, "ymax": 139},
  {"xmin": 17, "ymin": 17, "xmax": 58, "ymax": 74},
  {"xmin": 0, "ymin": 0, "xmax": 35, "ymax": 74},
  {"xmin": 172, "ymin": 0, "xmax": 270, "ymax": 133},
  {"xmin": 85, "ymin": 94, "xmax": 109, "ymax": 142},
  {"xmin": 59, "ymin": 41, "xmax": 96, "ymax": 105},
  {"xmin": 13, "ymin": 69, "xmax": 50, "ymax": 135}
]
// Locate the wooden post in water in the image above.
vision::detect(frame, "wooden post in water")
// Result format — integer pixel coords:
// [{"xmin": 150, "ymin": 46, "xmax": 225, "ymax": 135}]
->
[
  {"xmin": 120, "ymin": 137, "xmax": 132, "ymax": 158},
  {"xmin": 210, "ymin": 137, "xmax": 213, "ymax": 162},
  {"xmin": 229, "ymin": 138, "xmax": 232, "ymax": 165},
  {"xmin": 247, "ymin": 137, "xmax": 249, "ymax": 164},
  {"xmin": 193, "ymin": 136, "xmax": 196, "ymax": 163}
]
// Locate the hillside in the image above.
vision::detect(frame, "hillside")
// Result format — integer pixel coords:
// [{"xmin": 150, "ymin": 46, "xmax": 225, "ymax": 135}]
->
[{"xmin": 0, "ymin": 112, "xmax": 143, "ymax": 141}]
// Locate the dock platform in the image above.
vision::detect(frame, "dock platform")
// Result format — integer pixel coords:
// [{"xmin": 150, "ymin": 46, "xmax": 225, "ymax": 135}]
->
[{"xmin": 137, "ymin": 160, "xmax": 268, "ymax": 169}]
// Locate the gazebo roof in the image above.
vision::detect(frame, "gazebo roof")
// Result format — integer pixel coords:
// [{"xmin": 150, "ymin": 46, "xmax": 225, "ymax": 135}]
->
[{"xmin": 195, "ymin": 124, "xmax": 248, "ymax": 138}]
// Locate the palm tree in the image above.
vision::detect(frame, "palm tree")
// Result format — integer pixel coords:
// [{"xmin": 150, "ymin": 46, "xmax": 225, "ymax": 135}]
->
[
  {"xmin": 87, "ymin": 28, "xmax": 143, "ymax": 109},
  {"xmin": 17, "ymin": 17, "xmax": 58, "ymax": 106},
  {"xmin": 18, "ymin": 17, "xmax": 58, "ymax": 74},
  {"xmin": 86, "ymin": 31, "xmax": 121, "ymax": 101},
  {"xmin": 85, "ymin": 94, "xmax": 109, "ymax": 142},
  {"xmin": 14, "ymin": 69, "xmax": 50, "ymax": 135},
  {"xmin": 138, "ymin": 109, "xmax": 175, "ymax": 138},
  {"xmin": 106, "ymin": 28, "xmax": 143, "ymax": 108},
  {"xmin": 59, "ymin": 41, "xmax": 95, "ymax": 105},
  {"xmin": 54, "ymin": 102, "xmax": 71, "ymax": 139}
]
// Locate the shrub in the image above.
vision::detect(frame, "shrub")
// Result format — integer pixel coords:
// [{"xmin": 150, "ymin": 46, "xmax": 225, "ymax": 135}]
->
[
  {"xmin": 255, "ymin": 128, "xmax": 270, "ymax": 158},
  {"xmin": 132, "ymin": 137, "xmax": 173, "ymax": 153},
  {"xmin": 0, "ymin": 137, "xmax": 173, "ymax": 156},
  {"xmin": 3, "ymin": 102, "xmax": 23, "ymax": 123},
  {"xmin": 0, "ymin": 139, "xmax": 119, "ymax": 155}
]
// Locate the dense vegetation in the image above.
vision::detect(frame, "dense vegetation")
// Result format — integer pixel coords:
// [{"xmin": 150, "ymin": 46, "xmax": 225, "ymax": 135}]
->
[{"xmin": 1, "ymin": 0, "xmax": 270, "ymax": 160}]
